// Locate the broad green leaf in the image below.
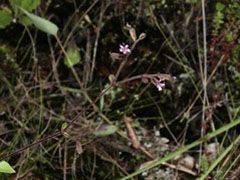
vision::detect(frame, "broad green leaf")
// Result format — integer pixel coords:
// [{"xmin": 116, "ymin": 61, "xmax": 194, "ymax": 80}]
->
[
  {"xmin": 21, "ymin": 0, "xmax": 40, "ymax": 12},
  {"xmin": 9, "ymin": 0, "xmax": 22, "ymax": 13},
  {"xmin": 19, "ymin": 7, "xmax": 58, "ymax": 35},
  {"xmin": 0, "ymin": 8, "xmax": 13, "ymax": 29},
  {"xmin": 64, "ymin": 45, "xmax": 81, "ymax": 68},
  {"xmin": 0, "ymin": 161, "xmax": 16, "ymax": 174},
  {"xmin": 10, "ymin": 0, "xmax": 40, "ymax": 13},
  {"xmin": 93, "ymin": 125, "xmax": 118, "ymax": 137}
]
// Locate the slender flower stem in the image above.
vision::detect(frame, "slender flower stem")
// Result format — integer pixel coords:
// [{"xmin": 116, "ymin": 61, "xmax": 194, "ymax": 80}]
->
[
  {"xmin": 117, "ymin": 73, "xmax": 174, "ymax": 85},
  {"xmin": 114, "ymin": 39, "xmax": 140, "ymax": 82}
]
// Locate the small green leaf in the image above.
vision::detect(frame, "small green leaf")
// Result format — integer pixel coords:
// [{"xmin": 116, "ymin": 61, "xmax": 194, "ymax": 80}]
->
[
  {"xmin": 21, "ymin": 0, "xmax": 40, "ymax": 12},
  {"xmin": 226, "ymin": 32, "xmax": 233, "ymax": 42},
  {"xmin": 0, "ymin": 8, "xmax": 13, "ymax": 29},
  {"xmin": 216, "ymin": 2, "xmax": 225, "ymax": 11},
  {"xmin": 100, "ymin": 96, "xmax": 104, "ymax": 111},
  {"xmin": 216, "ymin": 12, "xmax": 224, "ymax": 19},
  {"xmin": 61, "ymin": 122, "xmax": 69, "ymax": 138},
  {"xmin": 64, "ymin": 45, "xmax": 81, "ymax": 68},
  {"xmin": 93, "ymin": 125, "xmax": 118, "ymax": 137},
  {"xmin": 61, "ymin": 122, "xmax": 68, "ymax": 130},
  {"xmin": 0, "ymin": 161, "xmax": 16, "ymax": 174},
  {"xmin": 19, "ymin": 7, "xmax": 58, "ymax": 35}
]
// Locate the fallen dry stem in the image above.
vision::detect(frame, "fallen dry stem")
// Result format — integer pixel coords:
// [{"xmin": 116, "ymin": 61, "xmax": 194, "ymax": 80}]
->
[{"xmin": 124, "ymin": 116, "xmax": 155, "ymax": 160}]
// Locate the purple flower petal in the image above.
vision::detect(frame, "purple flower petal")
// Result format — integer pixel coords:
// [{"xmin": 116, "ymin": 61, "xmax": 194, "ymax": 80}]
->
[
  {"xmin": 156, "ymin": 81, "xmax": 165, "ymax": 91},
  {"xmin": 119, "ymin": 43, "xmax": 131, "ymax": 54}
]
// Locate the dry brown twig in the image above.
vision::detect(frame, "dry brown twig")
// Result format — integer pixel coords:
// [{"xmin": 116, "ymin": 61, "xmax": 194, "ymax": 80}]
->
[{"xmin": 124, "ymin": 116, "xmax": 155, "ymax": 160}]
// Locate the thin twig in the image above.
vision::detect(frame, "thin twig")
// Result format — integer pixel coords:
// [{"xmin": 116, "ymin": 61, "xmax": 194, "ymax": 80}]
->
[
  {"xmin": 0, "ymin": 131, "xmax": 62, "ymax": 161},
  {"xmin": 63, "ymin": 140, "xmax": 67, "ymax": 180},
  {"xmin": 90, "ymin": 2, "xmax": 109, "ymax": 81}
]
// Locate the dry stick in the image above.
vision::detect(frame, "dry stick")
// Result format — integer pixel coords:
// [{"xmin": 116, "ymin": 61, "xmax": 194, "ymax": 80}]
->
[
  {"xmin": 139, "ymin": 159, "xmax": 196, "ymax": 176},
  {"xmin": 90, "ymin": 148, "xmax": 97, "ymax": 180},
  {"xmin": 139, "ymin": 146, "xmax": 155, "ymax": 160},
  {"xmin": 161, "ymin": 162, "xmax": 197, "ymax": 176},
  {"xmin": 124, "ymin": 116, "xmax": 140, "ymax": 149},
  {"xmin": 25, "ymin": 27, "xmax": 38, "ymax": 83},
  {"xmin": 124, "ymin": 116, "xmax": 155, "ymax": 160},
  {"xmin": 83, "ymin": 30, "xmax": 91, "ymax": 86},
  {"xmin": 63, "ymin": 140, "xmax": 67, "ymax": 180}
]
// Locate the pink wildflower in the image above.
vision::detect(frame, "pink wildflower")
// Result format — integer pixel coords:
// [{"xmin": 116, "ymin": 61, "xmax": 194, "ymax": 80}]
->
[
  {"xmin": 155, "ymin": 80, "xmax": 165, "ymax": 91},
  {"xmin": 119, "ymin": 43, "xmax": 131, "ymax": 54}
]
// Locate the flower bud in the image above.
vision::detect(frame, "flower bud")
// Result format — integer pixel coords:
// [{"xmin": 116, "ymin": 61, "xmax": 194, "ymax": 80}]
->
[
  {"xmin": 127, "ymin": 23, "xmax": 137, "ymax": 41},
  {"xmin": 129, "ymin": 27, "xmax": 137, "ymax": 41},
  {"xmin": 108, "ymin": 74, "xmax": 116, "ymax": 83},
  {"xmin": 138, "ymin": 33, "xmax": 146, "ymax": 40}
]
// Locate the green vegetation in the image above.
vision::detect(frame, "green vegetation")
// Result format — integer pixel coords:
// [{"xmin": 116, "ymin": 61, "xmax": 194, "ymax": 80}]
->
[{"xmin": 1, "ymin": 0, "xmax": 240, "ymax": 179}]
